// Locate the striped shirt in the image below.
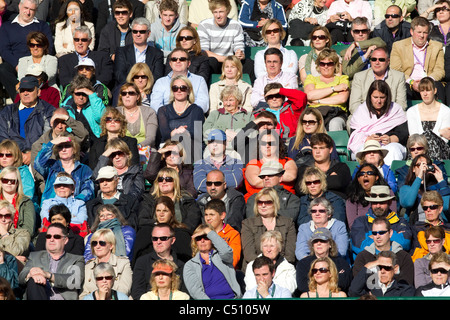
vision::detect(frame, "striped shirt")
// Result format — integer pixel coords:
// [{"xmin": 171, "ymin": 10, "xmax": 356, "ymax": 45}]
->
[{"xmin": 197, "ymin": 17, "xmax": 245, "ymax": 57}]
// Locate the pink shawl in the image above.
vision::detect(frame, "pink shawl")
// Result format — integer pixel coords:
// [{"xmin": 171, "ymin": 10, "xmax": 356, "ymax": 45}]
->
[{"xmin": 348, "ymin": 102, "xmax": 407, "ymax": 153}]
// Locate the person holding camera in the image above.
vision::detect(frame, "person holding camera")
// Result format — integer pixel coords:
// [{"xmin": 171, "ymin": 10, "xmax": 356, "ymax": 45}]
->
[{"xmin": 399, "ymin": 153, "xmax": 450, "ymax": 224}]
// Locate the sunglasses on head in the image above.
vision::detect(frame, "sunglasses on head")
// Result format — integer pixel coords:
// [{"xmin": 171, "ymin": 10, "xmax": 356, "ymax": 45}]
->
[
  {"xmin": 96, "ymin": 276, "xmax": 114, "ymax": 281},
  {"xmin": 426, "ymin": 239, "xmax": 442, "ymax": 244},
  {"xmin": 91, "ymin": 240, "xmax": 107, "ymax": 247},
  {"xmin": 45, "ymin": 234, "xmax": 65, "ymax": 240},
  {"xmin": 132, "ymin": 29, "xmax": 148, "ymax": 34},
  {"xmin": 178, "ymin": 35, "xmax": 194, "ymax": 41},
  {"xmin": 152, "ymin": 236, "xmax": 173, "ymax": 242},
  {"xmin": 157, "ymin": 176, "xmax": 174, "ymax": 183},
  {"xmin": 370, "ymin": 57, "xmax": 386, "ymax": 62},
  {"xmin": 430, "ymin": 267, "xmax": 449, "ymax": 274},
  {"xmin": 266, "ymin": 28, "xmax": 280, "ymax": 35},
  {"xmin": 410, "ymin": 146, "xmax": 425, "ymax": 152},
  {"xmin": 305, "ymin": 179, "xmax": 321, "ymax": 186},
  {"xmin": 423, "ymin": 204, "xmax": 440, "ymax": 211},
  {"xmin": 384, "ymin": 13, "xmax": 401, "ymax": 18},
  {"xmin": 357, "ymin": 170, "xmax": 377, "ymax": 177},
  {"xmin": 312, "ymin": 34, "xmax": 327, "ymax": 40},
  {"xmin": 73, "ymin": 37, "xmax": 89, "ymax": 42},
  {"xmin": 172, "ymin": 85, "xmax": 188, "ymax": 92},
  {"xmin": 371, "ymin": 230, "xmax": 389, "ymax": 236},
  {"xmin": 0, "ymin": 153, "xmax": 13, "ymax": 158},
  {"xmin": 312, "ymin": 267, "xmax": 329, "ymax": 274},
  {"xmin": 206, "ymin": 181, "xmax": 223, "ymax": 187}
]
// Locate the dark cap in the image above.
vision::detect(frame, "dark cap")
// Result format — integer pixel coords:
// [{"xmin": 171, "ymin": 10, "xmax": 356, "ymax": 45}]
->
[{"xmin": 19, "ymin": 76, "xmax": 39, "ymax": 90}]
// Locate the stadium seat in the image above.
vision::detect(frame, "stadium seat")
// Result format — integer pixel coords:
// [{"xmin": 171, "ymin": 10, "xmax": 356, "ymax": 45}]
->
[{"xmin": 328, "ymin": 130, "xmax": 350, "ymax": 161}]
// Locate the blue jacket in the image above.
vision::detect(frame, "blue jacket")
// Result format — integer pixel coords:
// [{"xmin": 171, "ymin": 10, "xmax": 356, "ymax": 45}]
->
[
  {"xmin": 297, "ymin": 191, "xmax": 346, "ymax": 227},
  {"xmin": 352, "ymin": 163, "xmax": 398, "ymax": 194},
  {"xmin": 350, "ymin": 210, "xmax": 413, "ymax": 260},
  {"xmin": 238, "ymin": 0, "xmax": 287, "ymax": 29},
  {"xmin": 34, "ymin": 141, "xmax": 95, "ymax": 205},
  {"xmin": 0, "ymin": 99, "xmax": 54, "ymax": 151},
  {"xmin": 40, "ymin": 195, "xmax": 88, "ymax": 226}
]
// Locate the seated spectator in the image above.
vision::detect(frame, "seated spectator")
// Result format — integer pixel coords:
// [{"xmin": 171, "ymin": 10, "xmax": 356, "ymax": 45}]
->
[
  {"xmin": 296, "ymin": 227, "xmax": 352, "ymax": 296},
  {"xmin": 152, "ymin": 48, "xmax": 210, "ymax": 113},
  {"xmin": 54, "ymin": 0, "xmax": 95, "ymax": 58},
  {"xmin": 243, "ymin": 255, "xmax": 292, "ymax": 298},
  {"xmin": 0, "ymin": 200, "xmax": 31, "ymax": 264},
  {"xmin": 146, "ymin": 0, "xmax": 188, "ymax": 25},
  {"xmin": 35, "ymin": 204, "xmax": 85, "ymax": 255},
  {"xmin": 0, "ymin": 76, "xmax": 54, "ymax": 164},
  {"xmin": 296, "ymin": 133, "xmax": 352, "ymax": 199},
  {"xmin": 39, "ymin": 173, "xmax": 88, "ymax": 234},
  {"xmin": 116, "ymin": 82, "xmax": 158, "ymax": 152},
  {"xmin": 197, "ymin": 170, "xmax": 246, "ymax": 232},
  {"xmin": 325, "ymin": 0, "xmax": 373, "ymax": 44},
  {"xmin": 297, "ymin": 167, "xmax": 346, "ymax": 227},
  {"xmin": 251, "ymin": 48, "xmax": 298, "ymax": 109},
  {"xmin": 50, "ymin": 0, "xmax": 95, "ymax": 23},
  {"xmin": 17, "ymin": 31, "xmax": 58, "ymax": 88},
  {"xmin": 117, "ymin": 62, "xmax": 154, "ymax": 108},
  {"xmin": 0, "ymin": 250, "xmax": 19, "ymax": 297},
  {"xmin": 80, "ymin": 229, "xmax": 133, "ymax": 299},
  {"xmin": 241, "ymin": 187, "xmax": 297, "ymax": 269},
  {"xmin": 351, "ymin": 185, "xmax": 413, "ymax": 259},
  {"xmin": 59, "ymin": 74, "xmax": 106, "ymax": 142},
  {"xmin": 374, "ymin": 0, "xmax": 415, "ymax": 27},
  {"xmin": 132, "ymin": 196, "xmax": 192, "ymax": 263},
  {"xmin": 340, "ymin": 17, "xmax": 386, "ymax": 81},
  {"xmin": 131, "ymin": 223, "xmax": 188, "ymax": 298},
  {"xmin": 188, "ymin": 0, "xmax": 238, "ymax": 28},
  {"xmin": 349, "ymin": 251, "xmax": 416, "ymax": 297},
  {"xmin": 346, "ymin": 162, "xmax": 396, "ymax": 229},
  {"xmin": 82, "ymin": 262, "xmax": 131, "ymax": 300},
  {"xmin": 415, "ymin": 228, "xmax": 448, "ymax": 287},
  {"xmin": 288, "ymin": 107, "xmax": 339, "ymax": 165},
  {"xmin": 18, "ymin": 223, "xmax": 85, "ymax": 300},
  {"xmin": 167, "ymin": 25, "xmax": 210, "ymax": 84},
  {"xmin": 372, "ymin": 5, "xmax": 412, "ymax": 53},
  {"xmin": 410, "ymin": 192, "xmax": 450, "ymax": 261},
  {"xmin": 352, "ymin": 217, "xmax": 415, "ymax": 286},
  {"xmin": 244, "ymin": 230, "xmax": 296, "ymax": 294},
  {"xmin": 399, "ymin": 154, "xmax": 450, "ymax": 224},
  {"xmin": 303, "ymin": 48, "xmax": 349, "ymax": 131},
  {"xmin": 84, "ymin": 204, "xmax": 136, "ymax": 262},
  {"xmin": 246, "ymin": 162, "xmax": 301, "ymax": 225},
  {"xmin": 256, "ymin": 82, "xmax": 307, "ymax": 139},
  {"xmin": 390, "ymin": 16, "xmax": 446, "ymax": 103},
  {"xmin": 138, "ymin": 167, "xmax": 202, "ymax": 231},
  {"xmin": 298, "ymin": 27, "xmax": 341, "ymax": 85},
  {"xmin": 348, "ymin": 46, "xmax": 407, "ymax": 118},
  {"xmin": 88, "ymin": 107, "xmax": 140, "ymax": 170},
  {"xmin": 204, "ymin": 87, "xmax": 254, "ymax": 153},
  {"xmin": 144, "ymin": 140, "xmax": 196, "ymax": 198},
  {"xmin": 96, "ymin": 0, "xmax": 145, "ymax": 38},
  {"xmin": 14, "ymin": 64, "xmax": 60, "ymax": 109},
  {"xmin": 0, "ymin": 166, "xmax": 36, "ymax": 239},
  {"xmin": 353, "ymin": 140, "xmax": 398, "ymax": 193},
  {"xmin": 244, "ymin": 130, "xmax": 297, "ymax": 200},
  {"xmin": 204, "ymin": 199, "xmax": 241, "ymax": 268},
  {"xmin": 149, "ymin": 0, "xmax": 186, "ymax": 61},
  {"xmin": 197, "ymin": 0, "xmax": 255, "ymax": 82},
  {"xmin": 114, "ymin": 17, "xmax": 165, "ymax": 86},
  {"xmin": 416, "ymin": 251, "xmax": 450, "ymax": 296},
  {"xmin": 254, "ymin": 19, "xmax": 297, "ymax": 79},
  {"xmin": 34, "ymin": 136, "xmax": 94, "ymax": 205},
  {"xmin": 60, "ymin": 58, "xmax": 110, "ymax": 106},
  {"xmin": 300, "ymin": 256, "xmax": 347, "ymax": 298},
  {"xmin": 424, "ymin": 0, "xmax": 450, "ymax": 47},
  {"xmin": 407, "ymin": 77, "xmax": 450, "ymax": 160},
  {"xmin": 348, "ymin": 80, "xmax": 409, "ymax": 165},
  {"xmin": 287, "ymin": 0, "xmax": 329, "ymax": 47},
  {"xmin": 57, "ymin": 25, "xmax": 114, "ymax": 88},
  {"xmin": 194, "ymin": 129, "xmax": 244, "ymax": 194},
  {"xmin": 97, "ymin": 0, "xmax": 134, "ymax": 61},
  {"xmin": 183, "ymin": 224, "xmax": 242, "ymax": 299},
  {"xmin": 238, "ymin": 0, "xmax": 287, "ymax": 48},
  {"xmin": 140, "ymin": 259, "xmax": 190, "ymax": 300}
]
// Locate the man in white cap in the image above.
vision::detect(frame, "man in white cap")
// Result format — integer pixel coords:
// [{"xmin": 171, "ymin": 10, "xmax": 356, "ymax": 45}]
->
[
  {"xmin": 350, "ymin": 185, "xmax": 413, "ymax": 260},
  {"xmin": 246, "ymin": 161, "xmax": 300, "ymax": 224},
  {"xmin": 86, "ymin": 166, "xmax": 140, "ymax": 229}
]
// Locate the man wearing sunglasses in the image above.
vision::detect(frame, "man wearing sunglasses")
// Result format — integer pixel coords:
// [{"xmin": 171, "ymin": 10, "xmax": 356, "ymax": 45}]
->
[
  {"xmin": 350, "ymin": 185, "xmax": 413, "ymax": 260},
  {"xmin": 352, "ymin": 217, "xmax": 415, "ymax": 286},
  {"xmin": 19, "ymin": 223, "xmax": 85, "ymax": 300},
  {"xmin": 372, "ymin": 5, "xmax": 412, "ymax": 53},
  {"xmin": 349, "ymin": 250, "xmax": 415, "ymax": 297}
]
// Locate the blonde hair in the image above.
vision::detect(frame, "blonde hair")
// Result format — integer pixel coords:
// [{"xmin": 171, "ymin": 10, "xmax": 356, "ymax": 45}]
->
[
  {"xmin": 308, "ymin": 257, "xmax": 341, "ymax": 293},
  {"xmin": 150, "ymin": 259, "xmax": 181, "ymax": 293},
  {"xmin": 169, "ymin": 75, "xmax": 195, "ymax": 104},
  {"xmin": 90, "ymin": 228, "xmax": 116, "ymax": 254},
  {"xmin": 220, "ymin": 55, "xmax": 243, "ymax": 81},
  {"xmin": 0, "ymin": 166, "xmax": 25, "ymax": 205},
  {"xmin": 126, "ymin": 63, "xmax": 154, "ymax": 94},
  {"xmin": 151, "ymin": 167, "xmax": 182, "ymax": 201},
  {"xmin": 299, "ymin": 167, "xmax": 327, "ymax": 195},
  {"xmin": 253, "ymin": 187, "xmax": 280, "ymax": 217},
  {"xmin": 0, "ymin": 140, "xmax": 23, "ymax": 168}
]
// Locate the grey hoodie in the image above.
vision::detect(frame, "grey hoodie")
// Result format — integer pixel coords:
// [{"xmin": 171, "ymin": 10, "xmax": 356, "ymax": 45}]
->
[{"xmin": 149, "ymin": 17, "xmax": 186, "ymax": 60}]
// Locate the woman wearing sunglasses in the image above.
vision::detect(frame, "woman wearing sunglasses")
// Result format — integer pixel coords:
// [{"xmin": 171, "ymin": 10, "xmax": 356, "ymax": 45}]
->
[
  {"xmin": 183, "ymin": 224, "xmax": 242, "ymax": 299},
  {"xmin": 34, "ymin": 135, "xmax": 94, "ymax": 206},
  {"xmin": 121, "ymin": 63, "xmax": 154, "ymax": 108},
  {"xmin": 84, "ymin": 204, "xmax": 136, "ymax": 262},
  {"xmin": 416, "ymin": 251, "xmax": 450, "ymax": 296},
  {"xmin": 301, "ymin": 256, "xmax": 347, "ymax": 298},
  {"xmin": 297, "ymin": 167, "xmax": 346, "ymax": 227},
  {"xmin": 88, "ymin": 107, "xmax": 140, "ymax": 170},
  {"xmin": 423, "ymin": 0, "xmax": 450, "ymax": 44},
  {"xmin": 296, "ymin": 197, "xmax": 348, "ymax": 260},
  {"xmin": 82, "ymin": 262, "xmax": 131, "ymax": 300},
  {"xmin": 241, "ymin": 187, "xmax": 296, "ymax": 270},
  {"xmin": 303, "ymin": 48, "xmax": 349, "ymax": 131},
  {"xmin": 138, "ymin": 167, "xmax": 201, "ymax": 231},
  {"xmin": 80, "ymin": 229, "xmax": 132, "ymax": 299}
]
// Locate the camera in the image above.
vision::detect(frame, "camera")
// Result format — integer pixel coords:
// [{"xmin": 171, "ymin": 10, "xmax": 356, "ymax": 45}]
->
[{"xmin": 426, "ymin": 165, "xmax": 435, "ymax": 173}]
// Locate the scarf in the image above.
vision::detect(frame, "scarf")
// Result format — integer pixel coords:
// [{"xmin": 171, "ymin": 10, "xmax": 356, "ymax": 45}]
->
[
  {"xmin": 98, "ymin": 218, "xmax": 127, "ymax": 257},
  {"xmin": 0, "ymin": 193, "xmax": 19, "ymax": 228},
  {"xmin": 347, "ymin": 102, "xmax": 407, "ymax": 153},
  {"xmin": 304, "ymin": 50, "xmax": 318, "ymax": 76}
]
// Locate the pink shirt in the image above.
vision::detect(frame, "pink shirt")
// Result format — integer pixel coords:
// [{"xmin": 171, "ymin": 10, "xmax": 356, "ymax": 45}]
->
[
  {"xmin": 326, "ymin": 0, "xmax": 373, "ymax": 22},
  {"xmin": 410, "ymin": 39, "xmax": 429, "ymax": 81}
]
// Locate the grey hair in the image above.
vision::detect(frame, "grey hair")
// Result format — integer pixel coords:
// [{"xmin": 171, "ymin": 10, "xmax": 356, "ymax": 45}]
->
[
  {"xmin": 259, "ymin": 230, "xmax": 283, "ymax": 252},
  {"xmin": 20, "ymin": 0, "xmax": 39, "ymax": 6},
  {"xmin": 352, "ymin": 16, "xmax": 371, "ymax": 29},
  {"xmin": 93, "ymin": 262, "xmax": 116, "ymax": 279},
  {"xmin": 73, "ymin": 25, "xmax": 92, "ymax": 39},
  {"xmin": 377, "ymin": 251, "xmax": 398, "ymax": 266},
  {"xmin": 131, "ymin": 17, "xmax": 151, "ymax": 30},
  {"xmin": 308, "ymin": 197, "xmax": 334, "ymax": 217},
  {"xmin": 406, "ymin": 133, "xmax": 429, "ymax": 152}
]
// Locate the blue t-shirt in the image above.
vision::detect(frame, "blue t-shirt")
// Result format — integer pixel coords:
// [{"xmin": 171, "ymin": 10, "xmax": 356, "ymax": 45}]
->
[
  {"xmin": 19, "ymin": 107, "xmax": 34, "ymax": 138},
  {"xmin": 200, "ymin": 251, "xmax": 234, "ymax": 299}
]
